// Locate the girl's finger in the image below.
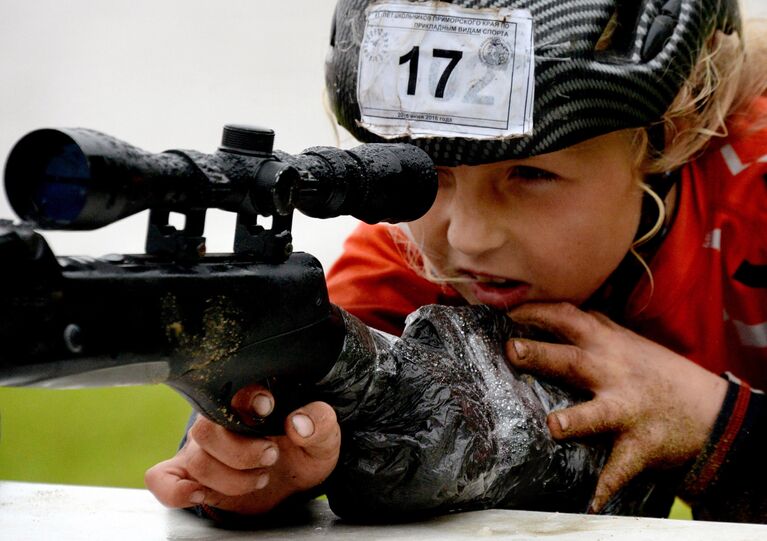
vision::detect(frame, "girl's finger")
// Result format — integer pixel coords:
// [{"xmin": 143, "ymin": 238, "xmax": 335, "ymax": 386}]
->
[
  {"xmin": 508, "ymin": 302, "xmax": 601, "ymax": 345},
  {"xmin": 183, "ymin": 442, "xmax": 271, "ymax": 497},
  {"xmin": 144, "ymin": 458, "xmax": 207, "ymax": 508},
  {"xmin": 231, "ymin": 384, "xmax": 275, "ymax": 418},
  {"xmin": 285, "ymin": 401, "xmax": 341, "ymax": 463},
  {"xmin": 545, "ymin": 398, "xmax": 626, "ymax": 440},
  {"xmin": 589, "ymin": 439, "xmax": 646, "ymax": 513},
  {"xmin": 505, "ymin": 338, "xmax": 600, "ymax": 389},
  {"xmin": 189, "ymin": 417, "xmax": 279, "ymax": 470}
]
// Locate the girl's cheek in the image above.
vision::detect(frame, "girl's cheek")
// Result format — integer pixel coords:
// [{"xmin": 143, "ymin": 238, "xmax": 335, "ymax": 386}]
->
[{"xmin": 409, "ymin": 201, "xmax": 446, "ymax": 244}]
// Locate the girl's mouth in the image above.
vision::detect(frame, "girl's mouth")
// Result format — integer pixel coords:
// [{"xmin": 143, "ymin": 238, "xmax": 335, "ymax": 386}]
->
[{"xmin": 461, "ymin": 272, "xmax": 531, "ymax": 310}]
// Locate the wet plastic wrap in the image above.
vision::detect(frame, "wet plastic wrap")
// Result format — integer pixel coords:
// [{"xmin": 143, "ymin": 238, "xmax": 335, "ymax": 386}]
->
[{"xmin": 316, "ymin": 304, "xmax": 672, "ymax": 522}]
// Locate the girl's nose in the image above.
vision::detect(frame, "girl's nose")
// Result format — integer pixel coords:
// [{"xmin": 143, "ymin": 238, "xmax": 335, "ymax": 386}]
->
[{"xmin": 445, "ymin": 182, "xmax": 507, "ymax": 258}]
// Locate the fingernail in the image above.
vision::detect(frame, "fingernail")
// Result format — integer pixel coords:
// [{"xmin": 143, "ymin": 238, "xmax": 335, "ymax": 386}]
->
[
  {"xmin": 553, "ymin": 412, "xmax": 569, "ymax": 432},
  {"xmin": 190, "ymin": 490, "xmax": 205, "ymax": 504},
  {"xmin": 261, "ymin": 446, "xmax": 278, "ymax": 467},
  {"xmin": 512, "ymin": 340, "xmax": 527, "ymax": 359},
  {"xmin": 252, "ymin": 394, "xmax": 273, "ymax": 417},
  {"xmin": 291, "ymin": 414, "xmax": 315, "ymax": 438},
  {"xmin": 255, "ymin": 473, "xmax": 269, "ymax": 490}
]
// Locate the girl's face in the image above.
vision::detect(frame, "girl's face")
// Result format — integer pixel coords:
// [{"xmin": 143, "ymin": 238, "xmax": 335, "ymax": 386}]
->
[{"xmin": 408, "ymin": 131, "xmax": 645, "ymax": 310}]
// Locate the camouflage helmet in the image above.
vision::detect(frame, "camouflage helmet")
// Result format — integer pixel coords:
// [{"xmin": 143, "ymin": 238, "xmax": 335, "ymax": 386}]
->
[{"xmin": 325, "ymin": 0, "xmax": 741, "ymax": 165}]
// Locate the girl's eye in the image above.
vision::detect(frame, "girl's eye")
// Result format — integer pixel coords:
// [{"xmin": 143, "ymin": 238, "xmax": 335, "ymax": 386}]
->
[{"xmin": 508, "ymin": 166, "xmax": 558, "ymax": 182}]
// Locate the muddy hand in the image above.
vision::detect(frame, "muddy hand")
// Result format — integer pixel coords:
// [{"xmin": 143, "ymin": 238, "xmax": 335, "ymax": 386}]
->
[
  {"xmin": 145, "ymin": 384, "xmax": 340, "ymax": 515},
  {"xmin": 504, "ymin": 302, "xmax": 727, "ymax": 513}
]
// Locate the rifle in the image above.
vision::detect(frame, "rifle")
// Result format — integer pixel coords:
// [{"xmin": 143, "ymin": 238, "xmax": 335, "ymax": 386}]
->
[{"xmin": 0, "ymin": 125, "xmax": 437, "ymax": 435}]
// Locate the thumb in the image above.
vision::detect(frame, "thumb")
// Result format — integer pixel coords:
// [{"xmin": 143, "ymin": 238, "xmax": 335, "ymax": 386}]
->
[
  {"xmin": 285, "ymin": 401, "xmax": 340, "ymax": 461},
  {"xmin": 145, "ymin": 456, "xmax": 207, "ymax": 508}
]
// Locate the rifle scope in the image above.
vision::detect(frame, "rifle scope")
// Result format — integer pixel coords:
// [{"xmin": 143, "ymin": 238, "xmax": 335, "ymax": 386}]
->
[{"xmin": 4, "ymin": 125, "xmax": 437, "ymax": 230}]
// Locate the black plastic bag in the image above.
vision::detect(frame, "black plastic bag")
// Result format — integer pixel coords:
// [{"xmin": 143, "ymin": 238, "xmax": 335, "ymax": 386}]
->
[{"xmin": 316, "ymin": 305, "xmax": 674, "ymax": 521}]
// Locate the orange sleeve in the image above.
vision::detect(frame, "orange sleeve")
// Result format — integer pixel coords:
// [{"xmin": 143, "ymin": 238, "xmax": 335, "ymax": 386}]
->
[{"xmin": 326, "ymin": 223, "xmax": 463, "ymax": 335}]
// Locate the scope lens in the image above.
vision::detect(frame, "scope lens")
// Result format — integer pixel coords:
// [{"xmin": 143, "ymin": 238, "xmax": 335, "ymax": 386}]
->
[
  {"xmin": 5, "ymin": 129, "xmax": 92, "ymax": 227},
  {"xmin": 33, "ymin": 142, "xmax": 90, "ymax": 224}
]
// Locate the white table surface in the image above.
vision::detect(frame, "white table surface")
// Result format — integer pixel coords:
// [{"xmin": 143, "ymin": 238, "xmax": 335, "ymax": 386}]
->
[{"xmin": 1, "ymin": 481, "xmax": 765, "ymax": 541}]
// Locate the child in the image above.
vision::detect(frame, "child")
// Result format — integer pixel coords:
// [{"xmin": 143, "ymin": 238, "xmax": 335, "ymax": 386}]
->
[{"xmin": 146, "ymin": 0, "xmax": 767, "ymax": 523}]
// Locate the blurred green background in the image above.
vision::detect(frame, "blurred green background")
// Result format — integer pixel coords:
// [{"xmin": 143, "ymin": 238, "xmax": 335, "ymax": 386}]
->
[{"xmin": 0, "ymin": 386, "xmax": 190, "ymax": 487}]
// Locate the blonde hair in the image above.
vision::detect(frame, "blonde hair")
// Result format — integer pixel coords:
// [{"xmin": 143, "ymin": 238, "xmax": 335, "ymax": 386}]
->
[{"xmin": 644, "ymin": 20, "xmax": 767, "ymax": 174}]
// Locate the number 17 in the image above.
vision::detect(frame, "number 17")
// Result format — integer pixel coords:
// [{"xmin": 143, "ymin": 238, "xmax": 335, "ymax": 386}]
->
[{"xmin": 399, "ymin": 46, "xmax": 463, "ymax": 98}]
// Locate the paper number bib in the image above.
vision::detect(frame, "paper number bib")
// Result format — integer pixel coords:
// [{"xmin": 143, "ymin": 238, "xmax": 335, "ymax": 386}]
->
[{"xmin": 357, "ymin": 1, "xmax": 534, "ymax": 140}]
